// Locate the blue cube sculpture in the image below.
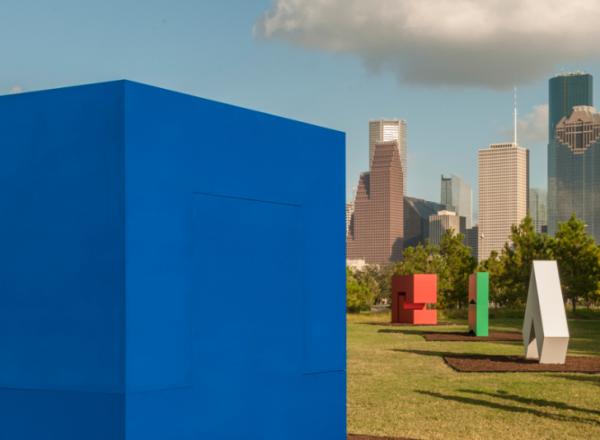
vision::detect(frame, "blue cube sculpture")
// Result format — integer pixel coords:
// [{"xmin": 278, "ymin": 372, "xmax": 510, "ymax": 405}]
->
[{"xmin": 0, "ymin": 81, "xmax": 346, "ymax": 439}]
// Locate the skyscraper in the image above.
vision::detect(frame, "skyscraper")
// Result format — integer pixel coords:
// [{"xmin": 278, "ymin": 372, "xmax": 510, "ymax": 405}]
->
[
  {"xmin": 548, "ymin": 73, "xmax": 593, "ymax": 140},
  {"xmin": 548, "ymin": 105, "xmax": 600, "ymax": 239},
  {"xmin": 547, "ymin": 72, "xmax": 600, "ymax": 239},
  {"xmin": 347, "ymin": 140, "xmax": 404, "ymax": 264},
  {"xmin": 345, "ymin": 202, "xmax": 354, "ymax": 237},
  {"xmin": 403, "ymin": 196, "xmax": 446, "ymax": 248},
  {"xmin": 441, "ymin": 174, "xmax": 473, "ymax": 228},
  {"xmin": 529, "ymin": 188, "xmax": 547, "ymax": 233},
  {"xmin": 465, "ymin": 225, "xmax": 478, "ymax": 258},
  {"xmin": 478, "ymin": 143, "xmax": 529, "ymax": 261},
  {"xmin": 429, "ymin": 210, "xmax": 461, "ymax": 246},
  {"xmin": 369, "ymin": 119, "xmax": 407, "ymax": 193}
]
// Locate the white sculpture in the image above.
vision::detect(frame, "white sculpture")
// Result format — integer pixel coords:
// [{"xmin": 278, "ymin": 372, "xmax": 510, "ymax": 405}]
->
[{"xmin": 522, "ymin": 260, "xmax": 570, "ymax": 364}]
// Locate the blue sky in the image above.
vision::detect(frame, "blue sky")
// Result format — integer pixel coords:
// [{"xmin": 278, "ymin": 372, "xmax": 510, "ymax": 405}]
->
[{"xmin": 3, "ymin": 0, "xmax": 600, "ymax": 214}]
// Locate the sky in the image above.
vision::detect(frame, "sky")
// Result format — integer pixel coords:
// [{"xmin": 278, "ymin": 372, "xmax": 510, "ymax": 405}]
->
[{"xmin": 3, "ymin": 0, "xmax": 600, "ymax": 217}]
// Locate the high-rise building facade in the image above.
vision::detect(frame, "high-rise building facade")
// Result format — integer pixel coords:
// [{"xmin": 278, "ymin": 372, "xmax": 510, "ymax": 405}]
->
[
  {"xmin": 478, "ymin": 143, "xmax": 529, "ymax": 261},
  {"xmin": 548, "ymin": 105, "xmax": 600, "ymax": 240},
  {"xmin": 465, "ymin": 225, "xmax": 478, "ymax": 258},
  {"xmin": 369, "ymin": 119, "xmax": 407, "ymax": 193},
  {"xmin": 404, "ymin": 196, "xmax": 446, "ymax": 248},
  {"xmin": 345, "ymin": 202, "xmax": 354, "ymax": 236},
  {"xmin": 529, "ymin": 188, "xmax": 547, "ymax": 233},
  {"xmin": 441, "ymin": 174, "xmax": 473, "ymax": 228},
  {"xmin": 429, "ymin": 210, "xmax": 461, "ymax": 246},
  {"xmin": 347, "ymin": 140, "xmax": 404, "ymax": 264},
  {"xmin": 548, "ymin": 73, "xmax": 595, "ymax": 237},
  {"xmin": 548, "ymin": 73, "xmax": 593, "ymax": 140}
]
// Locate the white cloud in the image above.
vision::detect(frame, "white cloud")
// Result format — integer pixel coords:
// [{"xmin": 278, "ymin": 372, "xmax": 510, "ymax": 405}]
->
[
  {"xmin": 518, "ymin": 104, "xmax": 548, "ymax": 144},
  {"xmin": 255, "ymin": 0, "xmax": 600, "ymax": 88},
  {"xmin": 500, "ymin": 104, "xmax": 548, "ymax": 145},
  {"xmin": 9, "ymin": 85, "xmax": 23, "ymax": 94}
]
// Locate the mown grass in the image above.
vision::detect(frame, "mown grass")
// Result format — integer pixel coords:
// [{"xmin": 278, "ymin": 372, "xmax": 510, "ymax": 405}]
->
[{"xmin": 347, "ymin": 310, "xmax": 600, "ymax": 440}]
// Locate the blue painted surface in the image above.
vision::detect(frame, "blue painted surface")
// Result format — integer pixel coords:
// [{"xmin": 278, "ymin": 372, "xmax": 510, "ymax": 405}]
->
[{"xmin": 0, "ymin": 81, "xmax": 346, "ymax": 439}]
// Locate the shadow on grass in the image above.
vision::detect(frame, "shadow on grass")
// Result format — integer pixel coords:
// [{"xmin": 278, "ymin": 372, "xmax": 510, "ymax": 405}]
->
[
  {"xmin": 567, "ymin": 340, "xmax": 600, "ymax": 357},
  {"xmin": 360, "ymin": 321, "xmax": 394, "ymax": 326},
  {"xmin": 391, "ymin": 348, "xmax": 458, "ymax": 358},
  {"xmin": 551, "ymin": 374, "xmax": 600, "ymax": 386},
  {"xmin": 418, "ymin": 390, "xmax": 600, "ymax": 425},
  {"xmin": 378, "ymin": 328, "xmax": 428, "ymax": 336},
  {"xmin": 363, "ymin": 321, "xmax": 458, "ymax": 327},
  {"xmin": 458, "ymin": 389, "xmax": 600, "ymax": 417},
  {"xmin": 391, "ymin": 349, "xmax": 515, "ymax": 360},
  {"xmin": 348, "ymin": 434, "xmax": 417, "ymax": 440}
]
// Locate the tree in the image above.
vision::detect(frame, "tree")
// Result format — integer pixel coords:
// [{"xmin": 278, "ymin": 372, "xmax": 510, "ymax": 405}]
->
[
  {"xmin": 394, "ymin": 242, "xmax": 450, "ymax": 306},
  {"xmin": 478, "ymin": 250, "xmax": 504, "ymax": 306},
  {"xmin": 395, "ymin": 231, "xmax": 475, "ymax": 308},
  {"xmin": 439, "ymin": 229, "xmax": 477, "ymax": 308},
  {"xmin": 496, "ymin": 216, "xmax": 554, "ymax": 306},
  {"xmin": 554, "ymin": 214, "xmax": 600, "ymax": 311},
  {"xmin": 353, "ymin": 266, "xmax": 381, "ymax": 303},
  {"xmin": 366, "ymin": 264, "xmax": 394, "ymax": 304},
  {"xmin": 346, "ymin": 267, "xmax": 375, "ymax": 312},
  {"xmin": 395, "ymin": 243, "xmax": 446, "ymax": 276}
]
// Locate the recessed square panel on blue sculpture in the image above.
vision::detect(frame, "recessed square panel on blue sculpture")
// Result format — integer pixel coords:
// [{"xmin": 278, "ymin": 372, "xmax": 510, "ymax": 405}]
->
[{"xmin": 0, "ymin": 81, "xmax": 346, "ymax": 439}]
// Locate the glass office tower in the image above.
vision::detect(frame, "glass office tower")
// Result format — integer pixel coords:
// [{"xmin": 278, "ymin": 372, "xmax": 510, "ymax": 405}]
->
[
  {"xmin": 441, "ymin": 174, "xmax": 473, "ymax": 228},
  {"xmin": 548, "ymin": 73, "xmax": 593, "ymax": 139},
  {"xmin": 547, "ymin": 73, "xmax": 600, "ymax": 239},
  {"xmin": 529, "ymin": 188, "xmax": 547, "ymax": 233}
]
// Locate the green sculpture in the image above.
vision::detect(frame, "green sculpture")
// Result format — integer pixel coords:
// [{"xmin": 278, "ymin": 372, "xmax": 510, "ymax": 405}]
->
[{"xmin": 468, "ymin": 272, "xmax": 489, "ymax": 336}]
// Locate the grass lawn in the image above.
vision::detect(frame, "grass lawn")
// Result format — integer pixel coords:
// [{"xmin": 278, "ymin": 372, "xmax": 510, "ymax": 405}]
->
[{"xmin": 347, "ymin": 310, "xmax": 600, "ymax": 440}]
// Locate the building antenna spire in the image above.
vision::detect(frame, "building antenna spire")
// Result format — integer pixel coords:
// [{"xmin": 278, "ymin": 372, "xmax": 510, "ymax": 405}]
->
[{"xmin": 513, "ymin": 86, "xmax": 518, "ymax": 145}]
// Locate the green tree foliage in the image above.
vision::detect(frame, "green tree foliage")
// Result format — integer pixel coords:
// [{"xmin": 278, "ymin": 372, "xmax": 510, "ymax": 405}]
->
[
  {"xmin": 478, "ymin": 250, "xmax": 504, "ymax": 305},
  {"xmin": 366, "ymin": 264, "xmax": 394, "ymax": 304},
  {"xmin": 393, "ymin": 231, "xmax": 475, "ymax": 308},
  {"xmin": 394, "ymin": 242, "xmax": 443, "ymax": 274},
  {"xmin": 477, "ymin": 214, "xmax": 600, "ymax": 309},
  {"xmin": 353, "ymin": 266, "xmax": 381, "ymax": 302},
  {"xmin": 496, "ymin": 216, "xmax": 554, "ymax": 306},
  {"xmin": 554, "ymin": 214, "xmax": 600, "ymax": 311},
  {"xmin": 439, "ymin": 230, "xmax": 477, "ymax": 308},
  {"xmin": 346, "ymin": 267, "xmax": 375, "ymax": 312}
]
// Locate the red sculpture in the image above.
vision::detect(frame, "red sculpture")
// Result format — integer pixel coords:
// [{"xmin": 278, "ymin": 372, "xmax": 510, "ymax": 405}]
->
[{"xmin": 391, "ymin": 274, "xmax": 437, "ymax": 325}]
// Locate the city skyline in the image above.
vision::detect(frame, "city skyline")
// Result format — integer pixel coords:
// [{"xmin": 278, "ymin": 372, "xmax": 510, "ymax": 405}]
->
[
  {"xmin": 349, "ymin": 71, "xmax": 600, "ymax": 264},
  {"xmin": 353, "ymin": 72, "xmax": 600, "ymax": 238}
]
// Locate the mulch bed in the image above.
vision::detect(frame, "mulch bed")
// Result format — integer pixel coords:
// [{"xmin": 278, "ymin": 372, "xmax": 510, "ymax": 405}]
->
[
  {"xmin": 349, "ymin": 435, "xmax": 416, "ymax": 440},
  {"xmin": 444, "ymin": 354, "xmax": 600, "ymax": 373},
  {"xmin": 423, "ymin": 331, "xmax": 521, "ymax": 342},
  {"xmin": 385, "ymin": 321, "xmax": 454, "ymax": 327}
]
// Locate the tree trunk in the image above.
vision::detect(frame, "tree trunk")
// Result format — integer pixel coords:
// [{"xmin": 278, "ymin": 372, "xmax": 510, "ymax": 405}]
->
[{"xmin": 572, "ymin": 296, "xmax": 577, "ymax": 313}]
